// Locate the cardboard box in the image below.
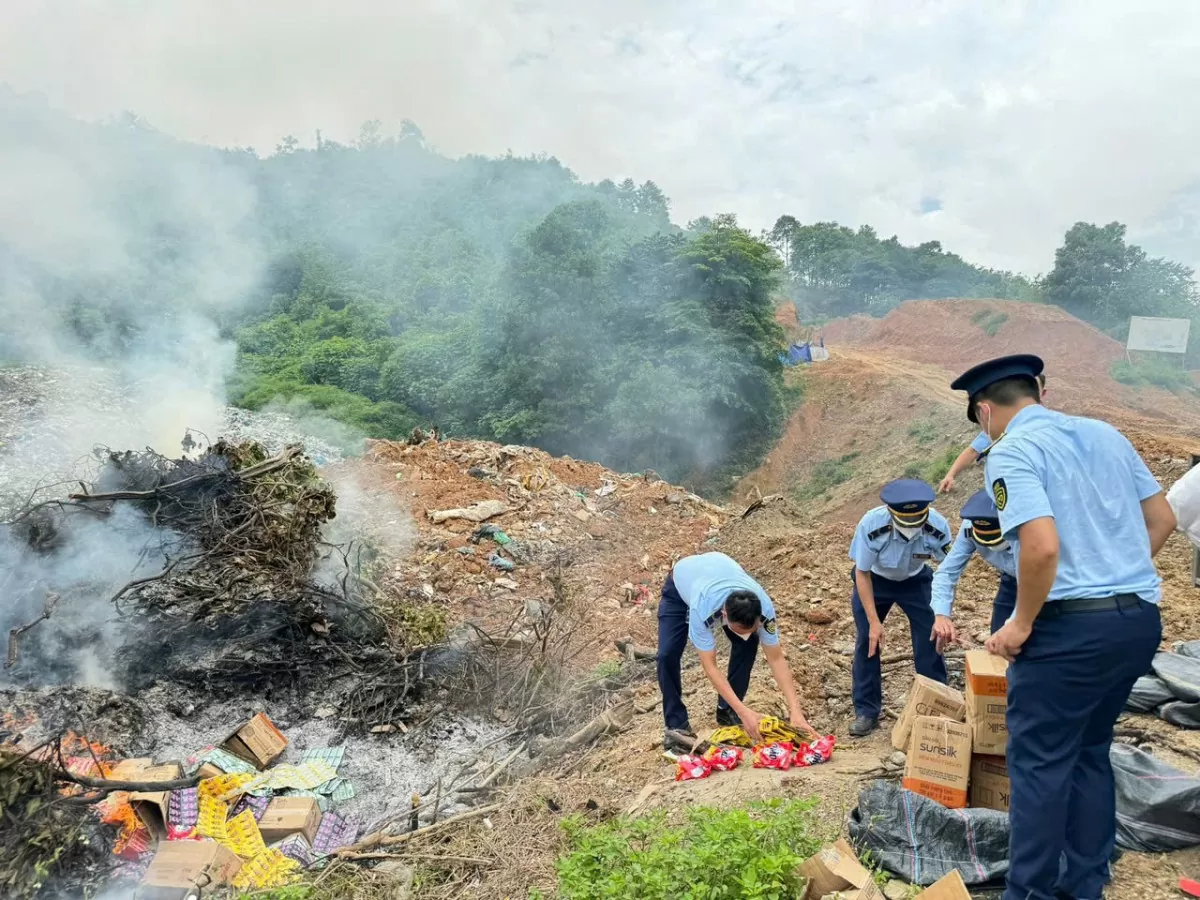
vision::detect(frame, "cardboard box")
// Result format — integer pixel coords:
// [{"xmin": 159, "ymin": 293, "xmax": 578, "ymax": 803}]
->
[
  {"xmin": 797, "ymin": 838, "xmax": 884, "ymax": 900},
  {"xmin": 130, "ymin": 791, "xmax": 171, "ymax": 840},
  {"xmin": 969, "ymin": 754, "xmax": 1010, "ymax": 813},
  {"xmin": 892, "ymin": 675, "xmax": 966, "ymax": 751},
  {"xmin": 258, "ymin": 796, "xmax": 323, "ymax": 844},
  {"xmin": 141, "ymin": 840, "xmax": 243, "ymax": 898},
  {"xmin": 109, "ymin": 757, "xmax": 154, "ymax": 779},
  {"xmin": 965, "ymin": 651, "xmax": 1009, "ymax": 756},
  {"xmin": 914, "ymin": 869, "xmax": 970, "ymax": 899},
  {"xmin": 196, "ymin": 762, "xmax": 224, "ymax": 780},
  {"xmin": 902, "ymin": 716, "xmax": 972, "ymax": 809},
  {"xmin": 221, "ymin": 712, "xmax": 288, "ymax": 768}
]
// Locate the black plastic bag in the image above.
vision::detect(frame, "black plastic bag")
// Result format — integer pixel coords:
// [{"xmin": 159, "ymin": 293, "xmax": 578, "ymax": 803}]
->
[
  {"xmin": 1151, "ymin": 652, "xmax": 1200, "ymax": 703},
  {"xmin": 1160, "ymin": 700, "xmax": 1200, "ymax": 730},
  {"xmin": 848, "ymin": 781, "xmax": 1009, "ymax": 885},
  {"xmin": 1124, "ymin": 675, "xmax": 1175, "ymax": 713},
  {"xmin": 1113, "ymin": 744, "xmax": 1200, "ymax": 852}
]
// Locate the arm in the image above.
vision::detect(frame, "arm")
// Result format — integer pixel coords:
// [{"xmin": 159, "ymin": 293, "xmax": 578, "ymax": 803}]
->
[
  {"xmin": 1010, "ymin": 516, "xmax": 1059, "ymax": 629},
  {"xmin": 1141, "ymin": 493, "xmax": 1176, "ymax": 557},
  {"xmin": 930, "ymin": 528, "xmax": 973, "ymax": 617},
  {"xmin": 762, "ymin": 642, "xmax": 811, "ymax": 733},
  {"xmin": 855, "ymin": 568, "xmax": 885, "ymax": 657},
  {"xmin": 696, "ymin": 649, "xmax": 762, "ymax": 738},
  {"xmin": 939, "ymin": 436, "xmax": 988, "ymax": 492}
]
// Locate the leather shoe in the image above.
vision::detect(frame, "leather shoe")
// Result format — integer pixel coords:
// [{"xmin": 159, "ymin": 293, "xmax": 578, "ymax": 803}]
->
[
  {"xmin": 849, "ymin": 715, "xmax": 878, "ymax": 737},
  {"xmin": 715, "ymin": 707, "xmax": 742, "ymax": 727}
]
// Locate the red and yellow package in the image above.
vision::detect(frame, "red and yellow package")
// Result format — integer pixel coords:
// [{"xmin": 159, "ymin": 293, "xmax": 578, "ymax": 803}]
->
[
  {"xmin": 751, "ymin": 742, "xmax": 794, "ymax": 770},
  {"xmin": 704, "ymin": 746, "xmax": 744, "ymax": 772},
  {"xmin": 674, "ymin": 754, "xmax": 713, "ymax": 781},
  {"xmin": 794, "ymin": 735, "xmax": 836, "ymax": 767}
]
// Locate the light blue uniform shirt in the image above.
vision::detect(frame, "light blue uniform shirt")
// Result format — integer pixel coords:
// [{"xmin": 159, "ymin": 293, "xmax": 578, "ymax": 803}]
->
[
  {"xmin": 849, "ymin": 506, "xmax": 952, "ymax": 581},
  {"xmin": 930, "ymin": 522, "xmax": 1017, "ymax": 616},
  {"xmin": 984, "ymin": 405, "xmax": 1163, "ymax": 603},
  {"xmin": 671, "ymin": 552, "xmax": 779, "ymax": 652},
  {"xmin": 970, "ymin": 432, "xmax": 992, "ymax": 455}
]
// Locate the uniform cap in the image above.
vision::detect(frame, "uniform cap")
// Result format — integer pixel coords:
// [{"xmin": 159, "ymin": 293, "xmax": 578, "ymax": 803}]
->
[
  {"xmin": 950, "ymin": 354, "xmax": 1044, "ymax": 423},
  {"xmin": 880, "ymin": 479, "xmax": 935, "ymax": 514},
  {"xmin": 961, "ymin": 489, "xmax": 999, "ymax": 522}
]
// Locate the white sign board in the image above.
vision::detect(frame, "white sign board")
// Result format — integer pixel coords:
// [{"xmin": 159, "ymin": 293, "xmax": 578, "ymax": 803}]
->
[{"xmin": 1127, "ymin": 316, "xmax": 1191, "ymax": 354}]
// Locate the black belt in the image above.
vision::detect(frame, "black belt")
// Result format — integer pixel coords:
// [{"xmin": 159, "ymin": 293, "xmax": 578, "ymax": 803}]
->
[{"xmin": 1037, "ymin": 594, "xmax": 1141, "ymax": 621}]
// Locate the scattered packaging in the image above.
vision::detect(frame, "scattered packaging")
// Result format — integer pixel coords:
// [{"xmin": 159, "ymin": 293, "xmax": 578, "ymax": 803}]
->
[
  {"xmin": 752, "ymin": 742, "xmax": 794, "ymax": 770},
  {"xmin": 703, "ymin": 746, "xmax": 744, "ymax": 771},
  {"xmin": 913, "ymin": 869, "xmax": 971, "ymax": 899},
  {"xmin": 222, "ymin": 712, "xmax": 288, "ymax": 769},
  {"xmin": 902, "ymin": 716, "xmax": 972, "ymax": 809},
  {"xmin": 130, "ymin": 791, "xmax": 172, "ymax": 840},
  {"xmin": 964, "ymin": 651, "xmax": 1009, "ymax": 756},
  {"xmin": 796, "ymin": 838, "xmax": 884, "ymax": 900},
  {"xmin": 258, "ymin": 796, "xmax": 323, "ymax": 844},
  {"xmin": 196, "ymin": 762, "xmax": 224, "ymax": 780},
  {"xmin": 794, "ymin": 735, "xmax": 836, "ymax": 767},
  {"xmin": 969, "ymin": 754, "xmax": 1010, "ymax": 813},
  {"xmin": 674, "ymin": 754, "xmax": 713, "ymax": 781},
  {"xmin": 141, "ymin": 840, "xmax": 243, "ymax": 898},
  {"xmin": 892, "ymin": 676, "xmax": 966, "ymax": 752},
  {"xmin": 109, "ymin": 758, "xmax": 154, "ymax": 779}
]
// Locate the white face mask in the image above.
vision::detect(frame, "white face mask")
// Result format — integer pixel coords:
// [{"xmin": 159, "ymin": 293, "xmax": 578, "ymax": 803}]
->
[
  {"xmin": 730, "ymin": 628, "xmax": 753, "ymax": 641},
  {"xmin": 894, "ymin": 524, "xmax": 921, "ymax": 540}
]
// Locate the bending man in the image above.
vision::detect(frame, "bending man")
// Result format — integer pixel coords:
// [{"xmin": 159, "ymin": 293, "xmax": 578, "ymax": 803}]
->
[{"xmin": 657, "ymin": 551, "xmax": 810, "ymax": 747}]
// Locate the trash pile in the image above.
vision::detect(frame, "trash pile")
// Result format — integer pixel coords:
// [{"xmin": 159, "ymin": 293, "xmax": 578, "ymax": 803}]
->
[
  {"xmin": 671, "ymin": 716, "xmax": 836, "ymax": 781},
  {"xmin": 1125, "ymin": 642, "xmax": 1200, "ymax": 729}
]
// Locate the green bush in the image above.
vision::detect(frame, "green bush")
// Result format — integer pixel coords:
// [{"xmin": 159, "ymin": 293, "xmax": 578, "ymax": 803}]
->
[
  {"xmin": 553, "ymin": 799, "xmax": 822, "ymax": 900},
  {"xmin": 794, "ymin": 452, "xmax": 859, "ymax": 501},
  {"xmin": 1111, "ymin": 358, "xmax": 1198, "ymax": 394},
  {"xmin": 970, "ymin": 308, "xmax": 1009, "ymax": 336},
  {"xmin": 905, "ymin": 447, "xmax": 960, "ymax": 485},
  {"xmin": 906, "ymin": 421, "xmax": 938, "ymax": 445}
]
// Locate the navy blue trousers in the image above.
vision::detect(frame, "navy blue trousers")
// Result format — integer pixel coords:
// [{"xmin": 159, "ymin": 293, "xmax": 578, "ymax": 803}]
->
[
  {"xmin": 851, "ymin": 567, "xmax": 947, "ymax": 719},
  {"xmin": 1004, "ymin": 598, "xmax": 1161, "ymax": 900},
  {"xmin": 656, "ymin": 573, "xmax": 758, "ymax": 730},
  {"xmin": 991, "ymin": 573, "xmax": 1017, "ymax": 634}
]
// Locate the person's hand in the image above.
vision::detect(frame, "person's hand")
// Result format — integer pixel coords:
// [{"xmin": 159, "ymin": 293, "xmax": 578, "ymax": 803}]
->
[
  {"xmin": 789, "ymin": 712, "xmax": 816, "ymax": 739},
  {"xmin": 931, "ymin": 615, "xmax": 957, "ymax": 654},
  {"xmin": 985, "ymin": 619, "xmax": 1032, "ymax": 662},
  {"xmin": 868, "ymin": 621, "xmax": 885, "ymax": 658},
  {"xmin": 938, "ymin": 473, "xmax": 955, "ymax": 493},
  {"xmin": 741, "ymin": 709, "xmax": 764, "ymax": 744}
]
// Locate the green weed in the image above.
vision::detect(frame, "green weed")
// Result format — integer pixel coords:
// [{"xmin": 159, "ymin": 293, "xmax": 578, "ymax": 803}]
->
[
  {"xmin": 1111, "ymin": 359, "xmax": 1198, "ymax": 395},
  {"xmin": 794, "ymin": 452, "xmax": 860, "ymax": 501},
  {"xmin": 906, "ymin": 421, "xmax": 938, "ymax": 445},
  {"xmin": 971, "ymin": 309, "xmax": 1009, "ymax": 336}
]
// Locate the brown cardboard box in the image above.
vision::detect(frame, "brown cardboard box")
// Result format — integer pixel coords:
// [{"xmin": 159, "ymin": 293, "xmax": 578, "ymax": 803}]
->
[
  {"xmin": 109, "ymin": 757, "xmax": 154, "ymax": 779},
  {"xmin": 129, "ymin": 791, "xmax": 171, "ymax": 839},
  {"xmin": 196, "ymin": 761, "xmax": 224, "ymax": 780},
  {"xmin": 141, "ymin": 840, "xmax": 242, "ymax": 898},
  {"xmin": 914, "ymin": 870, "xmax": 971, "ymax": 899},
  {"xmin": 259, "ymin": 796, "xmax": 323, "ymax": 844},
  {"xmin": 797, "ymin": 838, "xmax": 885, "ymax": 900},
  {"xmin": 902, "ymin": 716, "xmax": 972, "ymax": 809},
  {"xmin": 969, "ymin": 754, "xmax": 1010, "ymax": 813},
  {"xmin": 965, "ymin": 651, "xmax": 1009, "ymax": 756},
  {"xmin": 891, "ymin": 675, "xmax": 966, "ymax": 751},
  {"xmin": 221, "ymin": 711, "xmax": 288, "ymax": 768}
]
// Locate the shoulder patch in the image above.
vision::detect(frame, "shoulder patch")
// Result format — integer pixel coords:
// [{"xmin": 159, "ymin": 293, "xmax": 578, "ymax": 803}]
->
[
  {"xmin": 992, "ymin": 478, "xmax": 1008, "ymax": 512},
  {"xmin": 922, "ymin": 521, "xmax": 947, "ymax": 541},
  {"xmin": 762, "ymin": 617, "xmax": 777, "ymax": 635},
  {"xmin": 942, "ymin": 542, "xmax": 952, "ymax": 555},
  {"xmin": 867, "ymin": 525, "xmax": 891, "ymax": 541}
]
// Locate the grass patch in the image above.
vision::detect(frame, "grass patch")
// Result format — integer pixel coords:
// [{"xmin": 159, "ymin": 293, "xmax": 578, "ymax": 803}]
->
[
  {"xmin": 794, "ymin": 452, "xmax": 860, "ymax": 502},
  {"xmin": 971, "ymin": 308, "xmax": 1009, "ymax": 336},
  {"xmin": 548, "ymin": 799, "xmax": 822, "ymax": 900},
  {"xmin": 905, "ymin": 447, "xmax": 960, "ymax": 485},
  {"xmin": 781, "ymin": 373, "xmax": 807, "ymax": 414},
  {"xmin": 1111, "ymin": 359, "xmax": 1197, "ymax": 395},
  {"xmin": 906, "ymin": 421, "xmax": 938, "ymax": 446}
]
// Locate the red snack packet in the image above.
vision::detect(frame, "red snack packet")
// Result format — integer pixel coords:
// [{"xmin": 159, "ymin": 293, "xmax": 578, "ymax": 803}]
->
[
  {"xmin": 674, "ymin": 754, "xmax": 713, "ymax": 781},
  {"xmin": 704, "ymin": 746, "xmax": 744, "ymax": 772},
  {"xmin": 751, "ymin": 742, "xmax": 794, "ymax": 770},
  {"xmin": 794, "ymin": 735, "xmax": 836, "ymax": 767}
]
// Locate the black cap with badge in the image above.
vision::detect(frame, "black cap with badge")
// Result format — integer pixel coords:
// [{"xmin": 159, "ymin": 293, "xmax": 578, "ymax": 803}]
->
[{"xmin": 950, "ymin": 354, "xmax": 1045, "ymax": 423}]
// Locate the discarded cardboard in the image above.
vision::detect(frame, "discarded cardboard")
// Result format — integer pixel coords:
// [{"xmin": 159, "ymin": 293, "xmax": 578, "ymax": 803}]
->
[
  {"xmin": 258, "ymin": 796, "xmax": 323, "ymax": 844},
  {"xmin": 130, "ymin": 791, "xmax": 172, "ymax": 839},
  {"xmin": 969, "ymin": 754, "xmax": 1010, "ymax": 813},
  {"xmin": 892, "ymin": 675, "xmax": 966, "ymax": 751},
  {"xmin": 141, "ymin": 840, "xmax": 243, "ymax": 898},
  {"xmin": 965, "ymin": 651, "xmax": 1009, "ymax": 756},
  {"xmin": 196, "ymin": 762, "xmax": 224, "ymax": 780},
  {"xmin": 797, "ymin": 838, "xmax": 884, "ymax": 900},
  {"xmin": 902, "ymin": 716, "xmax": 972, "ymax": 809},
  {"xmin": 222, "ymin": 712, "xmax": 288, "ymax": 769},
  {"xmin": 913, "ymin": 869, "xmax": 971, "ymax": 899},
  {"xmin": 109, "ymin": 757, "xmax": 154, "ymax": 779}
]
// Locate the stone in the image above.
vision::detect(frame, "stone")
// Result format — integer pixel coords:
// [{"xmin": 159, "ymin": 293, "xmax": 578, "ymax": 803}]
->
[
  {"xmin": 974, "ymin": 630, "xmax": 990, "ymax": 644},
  {"xmin": 834, "ymin": 641, "xmax": 855, "ymax": 656},
  {"xmin": 888, "ymin": 751, "xmax": 907, "ymax": 768},
  {"xmin": 803, "ymin": 608, "xmax": 836, "ymax": 625},
  {"xmin": 883, "ymin": 878, "xmax": 910, "ymax": 900}
]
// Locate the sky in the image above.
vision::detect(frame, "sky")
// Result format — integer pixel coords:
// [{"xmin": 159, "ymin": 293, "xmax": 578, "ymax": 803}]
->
[{"xmin": 3, "ymin": 0, "xmax": 1200, "ymax": 274}]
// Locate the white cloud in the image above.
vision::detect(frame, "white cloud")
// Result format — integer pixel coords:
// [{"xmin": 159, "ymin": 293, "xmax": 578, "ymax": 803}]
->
[{"xmin": 3, "ymin": 0, "xmax": 1200, "ymax": 272}]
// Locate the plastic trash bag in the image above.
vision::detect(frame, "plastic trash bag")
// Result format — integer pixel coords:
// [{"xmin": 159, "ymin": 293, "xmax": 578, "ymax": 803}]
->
[
  {"xmin": 1113, "ymin": 744, "xmax": 1200, "ymax": 852},
  {"xmin": 848, "ymin": 781, "xmax": 1009, "ymax": 886},
  {"xmin": 1178, "ymin": 641, "xmax": 1200, "ymax": 660},
  {"xmin": 1160, "ymin": 700, "xmax": 1200, "ymax": 730},
  {"xmin": 1151, "ymin": 652, "xmax": 1200, "ymax": 703},
  {"xmin": 1125, "ymin": 675, "xmax": 1175, "ymax": 713}
]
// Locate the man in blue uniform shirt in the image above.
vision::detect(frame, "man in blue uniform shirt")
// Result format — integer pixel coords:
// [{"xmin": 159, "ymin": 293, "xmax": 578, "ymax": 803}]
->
[
  {"xmin": 848, "ymin": 479, "xmax": 952, "ymax": 737},
  {"xmin": 656, "ymin": 551, "xmax": 811, "ymax": 748},
  {"xmin": 930, "ymin": 489, "xmax": 1018, "ymax": 650},
  {"xmin": 951, "ymin": 354, "xmax": 1176, "ymax": 900}
]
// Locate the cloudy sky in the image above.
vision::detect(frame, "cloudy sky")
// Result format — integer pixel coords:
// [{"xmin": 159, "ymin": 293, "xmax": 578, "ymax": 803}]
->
[{"xmin": 3, "ymin": 0, "xmax": 1199, "ymax": 273}]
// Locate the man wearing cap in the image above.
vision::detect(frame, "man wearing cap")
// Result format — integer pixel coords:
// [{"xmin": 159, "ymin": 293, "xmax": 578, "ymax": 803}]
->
[
  {"xmin": 938, "ymin": 375, "xmax": 1047, "ymax": 493},
  {"xmin": 656, "ymin": 551, "xmax": 812, "ymax": 749},
  {"xmin": 847, "ymin": 479, "xmax": 952, "ymax": 737},
  {"xmin": 930, "ymin": 489, "xmax": 1017, "ymax": 651},
  {"xmin": 951, "ymin": 354, "xmax": 1176, "ymax": 900}
]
